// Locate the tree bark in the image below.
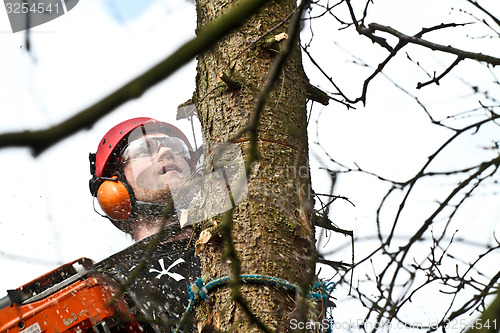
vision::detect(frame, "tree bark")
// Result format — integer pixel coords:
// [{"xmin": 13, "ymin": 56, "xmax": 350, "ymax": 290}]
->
[{"xmin": 193, "ymin": 0, "xmax": 316, "ymax": 332}]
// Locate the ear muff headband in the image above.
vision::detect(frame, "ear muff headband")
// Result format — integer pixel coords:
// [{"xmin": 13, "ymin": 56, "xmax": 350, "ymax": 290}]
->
[{"xmin": 96, "ymin": 176, "xmax": 132, "ymax": 220}]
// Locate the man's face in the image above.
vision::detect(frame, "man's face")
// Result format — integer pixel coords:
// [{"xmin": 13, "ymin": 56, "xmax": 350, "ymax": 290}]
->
[{"xmin": 121, "ymin": 133, "xmax": 191, "ymax": 204}]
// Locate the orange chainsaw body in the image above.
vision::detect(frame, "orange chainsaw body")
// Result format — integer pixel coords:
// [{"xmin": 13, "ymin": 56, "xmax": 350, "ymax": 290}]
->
[
  {"xmin": 0, "ymin": 227, "xmax": 200, "ymax": 333},
  {"xmin": 0, "ymin": 259, "xmax": 140, "ymax": 333}
]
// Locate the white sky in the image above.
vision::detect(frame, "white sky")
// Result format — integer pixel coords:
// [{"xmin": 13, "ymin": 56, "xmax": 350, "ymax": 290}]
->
[
  {"xmin": 0, "ymin": 0, "xmax": 498, "ymax": 331},
  {"xmin": 0, "ymin": 0, "xmax": 198, "ymax": 291}
]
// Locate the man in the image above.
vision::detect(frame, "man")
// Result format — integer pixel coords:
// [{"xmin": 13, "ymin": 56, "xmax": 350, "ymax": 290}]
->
[
  {"xmin": 89, "ymin": 117, "xmax": 195, "ymax": 240},
  {"xmin": 89, "ymin": 117, "xmax": 199, "ymax": 331}
]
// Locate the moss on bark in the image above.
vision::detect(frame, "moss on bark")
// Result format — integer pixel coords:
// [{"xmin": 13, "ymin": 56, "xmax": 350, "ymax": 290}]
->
[{"xmin": 194, "ymin": 0, "xmax": 315, "ymax": 331}]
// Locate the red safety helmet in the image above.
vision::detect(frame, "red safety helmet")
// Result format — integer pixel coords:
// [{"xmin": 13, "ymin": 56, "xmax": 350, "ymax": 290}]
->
[{"xmin": 89, "ymin": 117, "xmax": 194, "ymax": 224}]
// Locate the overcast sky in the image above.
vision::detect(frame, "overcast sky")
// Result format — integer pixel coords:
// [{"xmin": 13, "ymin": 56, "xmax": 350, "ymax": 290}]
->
[
  {"xmin": 0, "ymin": 0, "xmax": 498, "ymax": 330},
  {"xmin": 0, "ymin": 0, "xmax": 199, "ymax": 292}
]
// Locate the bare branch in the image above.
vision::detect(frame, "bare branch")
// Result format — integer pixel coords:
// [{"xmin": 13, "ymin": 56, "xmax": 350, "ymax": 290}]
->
[
  {"xmin": 368, "ymin": 23, "xmax": 500, "ymax": 66},
  {"xmin": 416, "ymin": 56, "xmax": 464, "ymax": 89},
  {"xmin": 0, "ymin": 0, "xmax": 272, "ymax": 155},
  {"xmin": 467, "ymin": 0, "xmax": 500, "ymax": 31}
]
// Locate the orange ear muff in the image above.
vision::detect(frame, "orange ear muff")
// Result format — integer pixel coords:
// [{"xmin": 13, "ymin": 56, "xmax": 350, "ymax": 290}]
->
[{"xmin": 96, "ymin": 176, "xmax": 132, "ymax": 220}]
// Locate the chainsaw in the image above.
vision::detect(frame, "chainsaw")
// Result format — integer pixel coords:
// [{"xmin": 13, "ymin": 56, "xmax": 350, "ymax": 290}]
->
[{"xmin": 0, "ymin": 225, "xmax": 200, "ymax": 333}]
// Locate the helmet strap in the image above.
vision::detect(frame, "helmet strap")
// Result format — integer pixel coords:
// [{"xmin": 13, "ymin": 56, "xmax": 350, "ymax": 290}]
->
[{"xmin": 132, "ymin": 200, "xmax": 176, "ymax": 219}]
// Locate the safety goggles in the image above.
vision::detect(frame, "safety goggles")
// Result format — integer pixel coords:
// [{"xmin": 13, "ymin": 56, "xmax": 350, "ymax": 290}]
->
[{"xmin": 121, "ymin": 136, "xmax": 190, "ymax": 162}]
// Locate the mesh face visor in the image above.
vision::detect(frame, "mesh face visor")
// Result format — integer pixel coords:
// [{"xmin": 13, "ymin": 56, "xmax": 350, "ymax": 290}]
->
[
  {"xmin": 122, "ymin": 137, "xmax": 190, "ymax": 162},
  {"xmin": 121, "ymin": 126, "xmax": 192, "ymax": 191}
]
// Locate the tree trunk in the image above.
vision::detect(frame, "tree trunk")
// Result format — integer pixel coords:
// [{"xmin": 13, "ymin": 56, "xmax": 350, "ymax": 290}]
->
[{"xmin": 194, "ymin": 0, "xmax": 315, "ymax": 331}]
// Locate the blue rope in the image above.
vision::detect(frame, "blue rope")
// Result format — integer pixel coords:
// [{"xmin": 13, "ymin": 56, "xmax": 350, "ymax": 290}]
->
[{"xmin": 174, "ymin": 274, "xmax": 335, "ymax": 332}]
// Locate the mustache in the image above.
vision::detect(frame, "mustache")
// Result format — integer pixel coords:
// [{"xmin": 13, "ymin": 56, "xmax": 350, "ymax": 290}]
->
[{"xmin": 151, "ymin": 161, "xmax": 183, "ymax": 175}]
